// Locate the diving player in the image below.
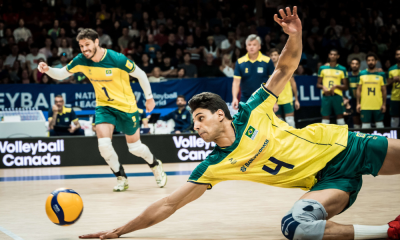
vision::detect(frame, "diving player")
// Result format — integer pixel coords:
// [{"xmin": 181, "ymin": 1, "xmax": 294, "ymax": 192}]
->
[
  {"xmin": 80, "ymin": 7, "xmax": 400, "ymax": 240},
  {"xmin": 38, "ymin": 29, "xmax": 167, "ymax": 192}
]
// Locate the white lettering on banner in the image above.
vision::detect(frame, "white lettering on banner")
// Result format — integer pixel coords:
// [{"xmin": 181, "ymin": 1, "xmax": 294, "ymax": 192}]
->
[
  {"xmin": 6, "ymin": 93, "xmax": 19, "ymax": 108},
  {"xmin": 353, "ymin": 130, "xmax": 398, "ymax": 139},
  {"xmin": 173, "ymin": 136, "xmax": 216, "ymax": 161},
  {"xmin": 0, "ymin": 93, "xmax": 4, "ymax": 109},
  {"xmin": 178, "ymin": 149, "xmax": 213, "ymax": 161},
  {"xmin": 0, "ymin": 140, "xmax": 64, "ymax": 167},
  {"xmin": 21, "ymin": 92, "xmax": 33, "ymax": 108},
  {"xmin": 310, "ymin": 86, "xmax": 320, "ymax": 101},
  {"xmin": 299, "ymin": 86, "xmax": 310, "ymax": 101},
  {"xmin": 34, "ymin": 93, "xmax": 49, "ymax": 109}
]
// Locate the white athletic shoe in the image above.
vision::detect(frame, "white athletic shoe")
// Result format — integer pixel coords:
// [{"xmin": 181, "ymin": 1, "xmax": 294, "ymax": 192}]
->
[
  {"xmin": 113, "ymin": 176, "xmax": 129, "ymax": 192},
  {"xmin": 152, "ymin": 160, "xmax": 167, "ymax": 188}
]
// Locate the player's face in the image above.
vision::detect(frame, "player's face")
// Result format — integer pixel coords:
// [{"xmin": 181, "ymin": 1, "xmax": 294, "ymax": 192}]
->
[
  {"xmin": 79, "ymin": 38, "xmax": 98, "ymax": 60},
  {"xmin": 396, "ymin": 50, "xmax": 400, "ymax": 62},
  {"xmin": 270, "ymin": 51, "xmax": 279, "ymax": 63},
  {"xmin": 367, "ymin": 56, "xmax": 376, "ymax": 69},
  {"xmin": 192, "ymin": 108, "xmax": 222, "ymax": 142},
  {"xmin": 176, "ymin": 97, "xmax": 186, "ymax": 107},
  {"xmin": 328, "ymin": 51, "xmax": 339, "ymax": 62},
  {"xmin": 350, "ymin": 60, "xmax": 360, "ymax": 71},
  {"xmin": 54, "ymin": 97, "xmax": 64, "ymax": 110},
  {"xmin": 246, "ymin": 40, "xmax": 261, "ymax": 55}
]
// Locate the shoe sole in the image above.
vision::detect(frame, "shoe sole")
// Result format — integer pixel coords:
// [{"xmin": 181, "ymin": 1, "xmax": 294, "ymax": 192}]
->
[
  {"xmin": 159, "ymin": 174, "xmax": 167, "ymax": 188},
  {"xmin": 113, "ymin": 185, "xmax": 129, "ymax": 192}
]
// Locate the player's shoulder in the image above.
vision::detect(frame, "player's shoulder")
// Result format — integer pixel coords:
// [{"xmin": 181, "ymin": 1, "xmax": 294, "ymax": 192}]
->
[
  {"xmin": 336, "ymin": 64, "xmax": 347, "ymax": 71},
  {"xmin": 359, "ymin": 69, "xmax": 369, "ymax": 76},
  {"xmin": 237, "ymin": 55, "xmax": 248, "ymax": 64},
  {"xmin": 389, "ymin": 64, "xmax": 398, "ymax": 72},
  {"xmin": 319, "ymin": 65, "xmax": 330, "ymax": 71},
  {"xmin": 70, "ymin": 53, "xmax": 87, "ymax": 65},
  {"xmin": 259, "ymin": 54, "xmax": 271, "ymax": 64}
]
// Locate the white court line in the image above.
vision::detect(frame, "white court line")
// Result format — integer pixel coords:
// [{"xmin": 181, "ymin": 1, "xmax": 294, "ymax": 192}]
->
[{"xmin": 0, "ymin": 226, "xmax": 24, "ymax": 240}]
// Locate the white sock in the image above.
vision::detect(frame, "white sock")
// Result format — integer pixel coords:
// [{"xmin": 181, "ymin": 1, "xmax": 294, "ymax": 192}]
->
[
  {"xmin": 286, "ymin": 116, "xmax": 295, "ymax": 127},
  {"xmin": 353, "ymin": 224, "xmax": 388, "ymax": 239},
  {"xmin": 376, "ymin": 121, "xmax": 384, "ymax": 128},
  {"xmin": 322, "ymin": 119, "xmax": 330, "ymax": 124},
  {"xmin": 354, "ymin": 124, "xmax": 361, "ymax": 129},
  {"xmin": 362, "ymin": 123, "xmax": 371, "ymax": 129},
  {"xmin": 391, "ymin": 118, "xmax": 399, "ymax": 127},
  {"xmin": 98, "ymin": 138, "xmax": 120, "ymax": 172},
  {"xmin": 337, "ymin": 118, "xmax": 346, "ymax": 125},
  {"xmin": 127, "ymin": 140, "xmax": 154, "ymax": 165}
]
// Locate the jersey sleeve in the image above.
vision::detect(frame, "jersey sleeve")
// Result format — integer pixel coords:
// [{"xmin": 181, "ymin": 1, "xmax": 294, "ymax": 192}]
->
[
  {"xmin": 118, "ymin": 53, "xmax": 136, "ymax": 73},
  {"xmin": 187, "ymin": 159, "xmax": 223, "ymax": 189},
  {"xmin": 245, "ymin": 84, "xmax": 277, "ymax": 112},
  {"xmin": 342, "ymin": 69, "xmax": 348, "ymax": 78},
  {"xmin": 318, "ymin": 67, "xmax": 324, "ymax": 77},
  {"xmin": 389, "ymin": 70, "xmax": 394, "ymax": 79},
  {"xmin": 66, "ymin": 54, "xmax": 84, "ymax": 73},
  {"xmin": 70, "ymin": 109, "xmax": 78, "ymax": 122},
  {"xmin": 233, "ymin": 61, "xmax": 242, "ymax": 78}
]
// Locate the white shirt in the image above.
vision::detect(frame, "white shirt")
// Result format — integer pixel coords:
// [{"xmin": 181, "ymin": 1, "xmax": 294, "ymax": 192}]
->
[
  {"xmin": 128, "ymin": 29, "xmax": 139, "ymax": 38},
  {"xmin": 222, "ymin": 66, "xmax": 234, "ymax": 77},
  {"xmin": 58, "ymin": 47, "xmax": 73, "ymax": 59},
  {"xmin": 26, "ymin": 53, "xmax": 47, "ymax": 70},
  {"xmin": 13, "ymin": 27, "xmax": 32, "ymax": 42},
  {"xmin": 5, "ymin": 54, "xmax": 26, "ymax": 67},
  {"xmin": 99, "ymin": 34, "xmax": 113, "ymax": 47},
  {"xmin": 220, "ymin": 39, "xmax": 241, "ymax": 55},
  {"xmin": 39, "ymin": 47, "xmax": 53, "ymax": 58}
]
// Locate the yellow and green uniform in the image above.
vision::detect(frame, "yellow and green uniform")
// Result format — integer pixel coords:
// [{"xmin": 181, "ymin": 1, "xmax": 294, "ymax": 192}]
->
[
  {"xmin": 188, "ymin": 85, "xmax": 388, "ymax": 212},
  {"xmin": 276, "ymin": 81, "xmax": 294, "ymax": 116},
  {"xmin": 348, "ymin": 71, "xmax": 360, "ymax": 117},
  {"xmin": 67, "ymin": 49, "xmax": 141, "ymax": 135},
  {"xmin": 389, "ymin": 64, "xmax": 400, "ymax": 116},
  {"xmin": 318, "ymin": 64, "xmax": 347, "ymax": 116},
  {"xmin": 359, "ymin": 69, "xmax": 386, "ymax": 123}
]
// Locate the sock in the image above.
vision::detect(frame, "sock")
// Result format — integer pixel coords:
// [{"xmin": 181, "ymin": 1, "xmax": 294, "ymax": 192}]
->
[
  {"xmin": 286, "ymin": 116, "xmax": 295, "ymax": 127},
  {"xmin": 98, "ymin": 138, "xmax": 120, "ymax": 172},
  {"xmin": 337, "ymin": 118, "xmax": 346, "ymax": 125},
  {"xmin": 376, "ymin": 121, "xmax": 384, "ymax": 128},
  {"xmin": 354, "ymin": 124, "xmax": 361, "ymax": 129},
  {"xmin": 322, "ymin": 119, "xmax": 330, "ymax": 124},
  {"xmin": 362, "ymin": 123, "xmax": 371, "ymax": 129},
  {"xmin": 127, "ymin": 140, "xmax": 156, "ymax": 166},
  {"xmin": 391, "ymin": 118, "xmax": 399, "ymax": 127},
  {"xmin": 111, "ymin": 164, "xmax": 127, "ymax": 178},
  {"xmin": 353, "ymin": 224, "xmax": 389, "ymax": 239}
]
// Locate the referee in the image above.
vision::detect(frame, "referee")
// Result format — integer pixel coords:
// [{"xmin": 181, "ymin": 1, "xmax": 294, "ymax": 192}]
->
[{"xmin": 232, "ymin": 34, "xmax": 275, "ymax": 109}]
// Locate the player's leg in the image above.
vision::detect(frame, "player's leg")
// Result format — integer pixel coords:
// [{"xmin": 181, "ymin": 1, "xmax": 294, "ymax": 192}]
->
[
  {"xmin": 378, "ymin": 138, "xmax": 400, "ymax": 175},
  {"xmin": 284, "ymin": 102, "xmax": 295, "ymax": 127},
  {"xmin": 350, "ymin": 98, "xmax": 361, "ymax": 128},
  {"xmin": 360, "ymin": 110, "xmax": 371, "ymax": 128},
  {"xmin": 374, "ymin": 110, "xmax": 385, "ymax": 128},
  {"xmin": 321, "ymin": 96, "xmax": 331, "ymax": 124},
  {"xmin": 390, "ymin": 100, "xmax": 400, "ymax": 127},
  {"xmin": 276, "ymin": 104, "xmax": 283, "ymax": 120},
  {"xmin": 333, "ymin": 95, "xmax": 345, "ymax": 125}
]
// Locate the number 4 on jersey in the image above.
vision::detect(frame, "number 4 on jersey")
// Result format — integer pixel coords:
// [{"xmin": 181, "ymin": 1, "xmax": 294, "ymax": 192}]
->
[
  {"xmin": 262, "ymin": 157, "xmax": 294, "ymax": 175},
  {"xmin": 102, "ymin": 87, "xmax": 114, "ymax": 101}
]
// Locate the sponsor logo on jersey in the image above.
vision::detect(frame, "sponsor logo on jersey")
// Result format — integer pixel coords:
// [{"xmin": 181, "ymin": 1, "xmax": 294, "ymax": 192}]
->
[
  {"xmin": 126, "ymin": 60, "xmax": 133, "ymax": 70},
  {"xmin": 245, "ymin": 126, "xmax": 258, "ymax": 140},
  {"xmin": 105, "ymin": 69, "xmax": 112, "ymax": 76},
  {"xmin": 257, "ymin": 67, "xmax": 263, "ymax": 73},
  {"xmin": 245, "ymin": 68, "xmax": 248, "ymax": 73},
  {"xmin": 228, "ymin": 158, "xmax": 237, "ymax": 164},
  {"xmin": 241, "ymin": 139, "xmax": 269, "ymax": 172}
]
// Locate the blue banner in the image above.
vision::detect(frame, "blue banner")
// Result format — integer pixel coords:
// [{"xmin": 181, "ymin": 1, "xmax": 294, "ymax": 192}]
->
[
  {"xmin": 0, "ymin": 77, "xmax": 234, "ymax": 111},
  {"xmin": 295, "ymin": 76, "xmax": 322, "ymax": 107}
]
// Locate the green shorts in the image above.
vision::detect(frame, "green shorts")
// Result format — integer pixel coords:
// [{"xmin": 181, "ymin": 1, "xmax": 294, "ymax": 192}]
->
[
  {"xmin": 276, "ymin": 102, "xmax": 294, "ymax": 116},
  {"xmin": 310, "ymin": 131, "xmax": 388, "ymax": 213},
  {"xmin": 95, "ymin": 106, "xmax": 140, "ymax": 135},
  {"xmin": 321, "ymin": 95, "xmax": 345, "ymax": 117},
  {"xmin": 390, "ymin": 100, "xmax": 400, "ymax": 117},
  {"xmin": 360, "ymin": 110, "xmax": 384, "ymax": 123}
]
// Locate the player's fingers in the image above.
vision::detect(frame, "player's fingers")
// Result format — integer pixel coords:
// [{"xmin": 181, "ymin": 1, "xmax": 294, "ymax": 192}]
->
[
  {"xmin": 273, "ymin": 14, "xmax": 282, "ymax": 26},
  {"xmin": 293, "ymin": 6, "xmax": 298, "ymax": 16},
  {"xmin": 279, "ymin": 9, "xmax": 287, "ymax": 18},
  {"xmin": 285, "ymin": 7, "xmax": 292, "ymax": 17}
]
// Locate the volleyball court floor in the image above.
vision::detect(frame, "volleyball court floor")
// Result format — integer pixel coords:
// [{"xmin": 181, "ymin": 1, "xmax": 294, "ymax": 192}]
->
[{"xmin": 0, "ymin": 162, "xmax": 399, "ymax": 240}]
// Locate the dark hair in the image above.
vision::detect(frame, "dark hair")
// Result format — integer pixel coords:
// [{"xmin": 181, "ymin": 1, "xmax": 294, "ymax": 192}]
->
[
  {"xmin": 177, "ymin": 95, "xmax": 186, "ymax": 101},
  {"xmin": 270, "ymin": 48, "xmax": 280, "ymax": 54},
  {"xmin": 184, "ymin": 52, "xmax": 191, "ymax": 58},
  {"xmin": 76, "ymin": 28, "xmax": 99, "ymax": 42},
  {"xmin": 55, "ymin": 94, "xmax": 63, "ymax": 99},
  {"xmin": 330, "ymin": 49, "xmax": 339, "ymax": 54},
  {"xmin": 188, "ymin": 92, "xmax": 232, "ymax": 120},
  {"xmin": 366, "ymin": 52, "xmax": 378, "ymax": 60},
  {"xmin": 396, "ymin": 46, "xmax": 400, "ymax": 52},
  {"xmin": 350, "ymin": 58, "xmax": 360, "ymax": 64}
]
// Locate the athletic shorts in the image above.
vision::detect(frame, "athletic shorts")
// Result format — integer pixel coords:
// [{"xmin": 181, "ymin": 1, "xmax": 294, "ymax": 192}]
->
[
  {"xmin": 276, "ymin": 102, "xmax": 294, "ymax": 116},
  {"xmin": 349, "ymin": 98, "xmax": 360, "ymax": 117},
  {"xmin": 390, "ymin": 100, "xmax": 400, "ymax": 117},
  {"xmin": 321, "ymin": 95, "xmax": 345, "ymax": 117},
  {"xmin": 95, "ymin": 106, "xmax": 140, "ymax": 135},
  {"xmin": 360, "ymin": 110, "xmax": 384, "ymax": 123},
  {"xmin": 310, "ymin": 131, "xmax": 388, "ymax": 213}
]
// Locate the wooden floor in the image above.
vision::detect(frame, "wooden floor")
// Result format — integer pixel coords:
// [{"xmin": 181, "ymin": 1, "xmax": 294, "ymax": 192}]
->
[{"xmin": 0, "ymin": 162, "xmax": 399, "ymax": 240}]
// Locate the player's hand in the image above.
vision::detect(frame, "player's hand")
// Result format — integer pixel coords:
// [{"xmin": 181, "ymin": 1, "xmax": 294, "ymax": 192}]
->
[
  {"xmin": 52, "ymin": 104, "xmax": 59, "ymax": 114},
  {"xmin": 145, "ymin": 98, "xmax": 155, "ymax": 113},
  {"xmin": 295, "ymin": 100, "xmax": 300, "ymax": 110},
  {"xmin": 329, "ymin": 86, "xmax": 336, "ymax": 95},
  {"xmin": 79, "ymin": 230, "xmax": 119, "ymax": 239},
  {"xmin": 356, "ymin": 104, "xmax": 361, "ymax": 113},
  {"xmin": 273, "ymin": 103, "xmax": 279, "ymax": 113},
  {"xmin": 68, "ymin": 125, "xmax": 76, "ymax": 133},
  {"xmin": 394, "ymin": 76, "xmax": 400, "ymax": 83},
  {"xmin": 274, "ymin": 6, "xmax": 302, "ymax": 36},
  {"xmin": 381, "ymin": 105, "xmax": 386, "ymax": 113},
  {"xmin": 232, "ymin": 98, "xmax": 239, "ymax": 110},
  {"xmin": 38, "ymin": 62, "xmax": 49, "ymax": 73}
]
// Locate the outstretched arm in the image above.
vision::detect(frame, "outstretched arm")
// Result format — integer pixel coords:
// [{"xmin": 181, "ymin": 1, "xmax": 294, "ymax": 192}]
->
[
  {"xmin": 38, "ymin": 62, "xmax": 73, "ymax": 80},
  {"xmin": 79, "ymin": 182, "xmax": 208, "ymax": 239},
  {"xmin": 265, "ymin": 7, "xmax": 302, "ymax": 96}
]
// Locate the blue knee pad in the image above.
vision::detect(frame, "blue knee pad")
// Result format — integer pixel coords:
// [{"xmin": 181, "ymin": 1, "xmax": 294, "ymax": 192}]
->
[{"xmin": 281, "ymin": 199, "xmax": 328, "ymax": 240}]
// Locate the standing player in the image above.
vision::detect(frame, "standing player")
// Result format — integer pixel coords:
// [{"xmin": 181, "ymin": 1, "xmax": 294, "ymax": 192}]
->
[
  {"xmin": 316, "ymin": 49, "xmax": 348, "ymax": 125},
  {"xmin": 357, "ymin": 53, "xmax": 387, "ymax": 129},
  {"xmin": 348, "ymin": 58, "xmax": 361, "ymax": 128},
  {"xmin": 387, "ymin": 48, "xmax": 400, "ymax": 127},
  {"xmin": 80, "ymin": 7, "xmax": 400, "ymax": 240},
  {"xmin": 270, "ymin": 48, "xmax": 299, "ymax": 127},
  {"xmin": 232, "ymin": 34, "xmax": 275, "ymax": 109},
  {"xmin": 38, "ymin": 29, "xmax": 167, "ymax": 191}
]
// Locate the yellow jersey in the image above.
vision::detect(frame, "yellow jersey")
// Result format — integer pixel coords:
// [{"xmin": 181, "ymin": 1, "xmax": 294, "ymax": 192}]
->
[
  {"xmin": 359, "ymin": 69, "xmax": 386, "ymax": 110},
  {"xmin": 277, "ymin": 81, "xmax": 293, "ymax": 105},
  {"xmin": 66, "ymin": 49, "xmax": 138, "ymax": 113},
  {"xmin": 188, "ymin": 85, "xmax": 348, "ymax": 190},
  {"xmin": 318, "ymin": 64, "xmax": 348, "ymax": 96},
  {"xmin": 389, "ymin": 64, "xmax": 400, "ymax": 101}
]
